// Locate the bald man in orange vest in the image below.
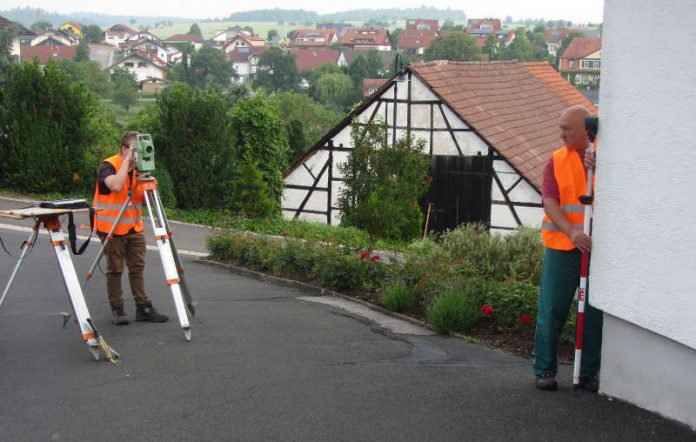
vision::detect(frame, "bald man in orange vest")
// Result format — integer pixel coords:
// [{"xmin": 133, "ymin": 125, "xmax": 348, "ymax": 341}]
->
[{"xmin": 534, "ymin": 105, "xmax": 602, "ymax": 392}]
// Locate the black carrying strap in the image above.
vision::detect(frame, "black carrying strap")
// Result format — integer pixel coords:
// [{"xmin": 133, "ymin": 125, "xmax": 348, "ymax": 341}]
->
[
  {"xmin": 39, "ymin": 199, "xmax": 94, "ymax": 255},
  {"xmin": 67, "ymin": 208, "xmax": 94, "ymax": 255}
]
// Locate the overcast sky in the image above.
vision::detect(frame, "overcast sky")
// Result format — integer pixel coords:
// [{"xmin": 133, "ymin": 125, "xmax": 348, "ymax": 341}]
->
[{"xmin": 3, "ymin": 1, "xmax": 604, "ymax": 23}]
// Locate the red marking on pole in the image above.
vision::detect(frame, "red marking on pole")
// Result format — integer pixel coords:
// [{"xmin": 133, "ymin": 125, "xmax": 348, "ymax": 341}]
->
[{"xmin": 575, "ymin": 313, "xmax": 585, "ymax": 350}]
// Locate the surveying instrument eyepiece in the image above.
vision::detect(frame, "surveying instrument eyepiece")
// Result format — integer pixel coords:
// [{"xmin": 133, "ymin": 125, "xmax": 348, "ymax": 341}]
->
[{"xmin": 134, "ymin": 134, "xmax": 156, "ymax": 176}]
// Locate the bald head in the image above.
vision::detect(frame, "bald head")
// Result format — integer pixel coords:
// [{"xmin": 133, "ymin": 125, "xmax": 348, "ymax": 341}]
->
[{"xmin": 559, "ymin": 105, "xmax": 591, "ymax": 150}]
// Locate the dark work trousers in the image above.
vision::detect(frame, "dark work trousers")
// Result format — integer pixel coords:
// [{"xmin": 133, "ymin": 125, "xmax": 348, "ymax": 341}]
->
[
  {"xmin": 103, "ymin": 230, "xmax": 149, "ymax": 306},
  {"xmin": 533, "ymin": 247, "xmax": 603, "ymax": 377}
]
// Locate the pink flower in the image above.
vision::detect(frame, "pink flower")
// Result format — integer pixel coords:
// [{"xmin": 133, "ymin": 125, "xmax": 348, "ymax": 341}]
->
[
  {"xmin": 369, "ymin": 254, "xmax": 380, "ymax": 261},
  {"xmin": 360, "ymin": 251, "xmax": 369, "ymax": 260},
  {"xmin": 520, "ymin": 313, "xmax": 532, "ymax": 325},
  {"xmin": 481, "ymin": 304, "xmax": 494, "ymax": 316}
]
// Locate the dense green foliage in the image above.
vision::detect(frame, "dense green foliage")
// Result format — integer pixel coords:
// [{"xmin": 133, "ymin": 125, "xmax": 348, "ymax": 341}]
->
[
  {"xmin": 253, "ymin": 47, "xmax": 300, "ymax": 92},
  {"xmin": 229, "ymin": 96, "xmax": 289, "ymax": 212},
  {"xmin": 171, "ymin": 46, "xmax": 236, "ymax": 93},
  {"xmin": 426, "ymin": 288, "xmax": 481, "ymax": 334},
  {"xmin": 338, "ymin": 121, "xmax": 432, "ymax": 245},
  {"xmin": 424, "ymin": 32, "xmax": 482, "ymax": 62},
  {"xmin": 56, "ymin": 59, "xmax": 112, "ymax": 97},
  {"xmin": 0, "ymin": 60, "xmax": 98, "ymax": 193},
  {"xmin": 110, "ymin": 66, "xmax": 137, "ymax": 110},
  {"xmin": 153, "ymin": 83, "xmax": 235, "ymax": 209}
]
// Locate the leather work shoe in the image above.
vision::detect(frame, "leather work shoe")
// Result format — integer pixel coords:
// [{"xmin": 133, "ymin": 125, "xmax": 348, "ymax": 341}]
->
[
  {"xmin": 110, "ymin": 301, "xmax": 129, "ymax": 326},
  {"xmin": 136, "ymin": 301, "xmax": 169, "ymax": 322},
  {"xmin": 579, "ymin": 375, "xmax": 600, "ymax": 393},
  {"xmin": 535, "ymin": 373, "xmax": 558, "ymax": 391}
]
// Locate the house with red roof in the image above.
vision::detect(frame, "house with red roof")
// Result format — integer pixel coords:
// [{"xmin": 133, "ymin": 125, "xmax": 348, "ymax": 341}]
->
[
  {"xmin": 289, "ymin": 29, "xmax": 338, "ymax": 47},
  {"xmin": 0, "ymin": 15, "xmax": 34, "ymax": 57},
  {"xmin": 467, "ymin": 18, "xmax": 502, "ymax": 37},
  {"xmin": 340, "ymin": 28, "xmax": 391, "ymax": 51},
  {"xmin": 398, "ymin": 19, "xmax": 439, "ymax": 56},
  {"xmin": 20, "ymin": 45, "xmax": 76, "ymax": 67},
  {"xmin": 164, "ymin": 33, "xmax": 204, "ymax": 51},
  {"xmin": 282, "ymin": 60, "xmax": 596, "ymax": 234},
  {"xmin": 108, "ymin": 52, "xmax": 171, "ymax": 82},
  {"xmin": 104, "ymin": 24, "xmax": 136, "ymax": 48},
  {"xmin": 362, "ymin": 78, "xmax": 389, "ymax": 97},
  {"xmin": 223, "ymin": 34, "xmax": 269, "ymax": 54},
  {"xmin": 124, "ymin": 38, "xmax": 169, "ymax": 65},
  {"xmin": 288, "ymin": 48, "xmax": 339, "ymax": 72},
  {"xmin": 544, "ymin": 28, "xmax": 571, "ymax": 56},
  {"xmin": 558, "ymin": 37, "xmax": 602, "ymax": 88}
]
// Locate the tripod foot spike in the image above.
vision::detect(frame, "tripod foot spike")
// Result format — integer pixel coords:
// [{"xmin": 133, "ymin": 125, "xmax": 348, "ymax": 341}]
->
[
  {"xmin": 183, "ymin": 327, "xmax": 191, "ymax": 341},
  {"xmin": 89, "ymin": 345, "xmax": 100, "ymax": 361}
]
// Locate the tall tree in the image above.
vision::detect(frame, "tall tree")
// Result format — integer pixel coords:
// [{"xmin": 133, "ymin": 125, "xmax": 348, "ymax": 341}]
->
[
  {"xmin": 483, "ymin": 34, "xmax": 498, "ymax": 60},
  {"xmin": 229, "ymin": 96, "xmax": 289, "ymax": 211},
  {"xmin": 499, "ymin": 29, "xmax": 535, "ymax": 61},
  {"xmin": 172, "ymin": 46, "xmax": 236, "ymax": 92},
  {"xmin": 0, "ymin": 60, "xmax": 97, "ymax": 193},
  {"xmin": 153, "ymin": 83, "xmax": 235, "ymax": 209},
  {"xmin": 189, "ymin": 23, "xmax": 202, "ymax": 37},
  {"xmin": 314, "ymin": 71, "xmax": 355, "ymax": 110},
  {"xmin": 424, "ymin": 33, "xmax": 482, "ymax": 62},
  {"xmin": 74, "ymin": 38, "xmax": 90, "ymax": 62},
  {"xmin": 110, "ymin": 66, "xmax": 137, "ymax": 111},
  {"xmin": 81, "ymin": 24, "xmax": 103, "ymax": 44},
  {"xmin": 253, "ymin": 47, "xmax": 299, "ymax": 92},
  {"xmin": 57, "ymin": 59, "xmax": 112, "ymax": 97},
  {"xmin": 0, "ymin": 24, "xmax": 18, "ymax": 83}
]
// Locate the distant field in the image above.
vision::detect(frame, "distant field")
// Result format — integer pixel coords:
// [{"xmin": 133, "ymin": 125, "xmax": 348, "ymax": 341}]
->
[{"xmin": 149, "ymin": 21, "xmax": 327, "ymax": 40}]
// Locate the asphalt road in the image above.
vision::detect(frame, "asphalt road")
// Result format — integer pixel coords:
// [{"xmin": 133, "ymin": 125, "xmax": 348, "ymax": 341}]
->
[{"xmin": 0, "ymin": 197, "xmax": 693, "ymax": 441}]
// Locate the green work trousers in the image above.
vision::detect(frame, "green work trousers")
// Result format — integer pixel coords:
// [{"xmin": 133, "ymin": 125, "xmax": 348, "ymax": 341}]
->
[{"xmin": 533, "ymin": 247, "xmax": 603, "ymax": 377}]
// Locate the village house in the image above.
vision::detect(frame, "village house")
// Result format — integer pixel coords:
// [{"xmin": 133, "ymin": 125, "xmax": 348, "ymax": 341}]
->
[
  {"xmin": 282, "ymin": 60, "xmax": 595, "ymax": 234},
  {"xmin": 108, "ymin": 52, "xmax": 170, "ymax": 82},
  {"xmin": 125, "ymin": 31, "xmax": 162, "ymax": 47},
  {"xmin": 164, "ymin": 33, "xmax": 204, "ymax": 51},
  {"xmin": 30, "ymin": 29, "xmax": 77, "ymax": 47},
  {"xmin": 0, "ymin": 16, "xmax": 34, "ymax": 57},
  {"xmin": 58, "ymin": 22, "xmax": 82, "ymax": 39},
  {"xmin": 397, "ymin": 19, "xmax": 439, "ymax": 56},
  {"xmin": 362, "ymin": 78, "xmax": 389, "ymax": 97},
  {"xmin": 20, "ymin": 45, "xmax": 76, "ymax": 67},
  {"xmin": 337, "ymin": 48, "xmax": 394, "ymax": 75},
  {"xmin": 210, "ymin": 27, "xmax": 250, "ymax": 48},
  {"xmin": 288, "ymin": 48, "xmax": 340, "ymax": 72},
  {"xmin": 558, "ymin": 37, "xmax": 602, "ymax": 88},
  {"xmin": 288, "ymin": 28, "xmax": 339, "ymax": 47},
  {"xmin": 138, "ymin": 77, "xmax": 170, "ymax": 93},
  {"xmin": 104, "ymin": 24, "xmax": 136, "ymax": 48},
  {"xmin": 222, "ymin": 34, "xmax": 269, "ymax": 54},
  {"xmin": 124, "ymin": 38, "xmax": 169, "ymax": 65},
  {"xmin": 227, "ymin": 46, "xmax": 268, "ymax": 84},
  {"xmin": 544, "ymin": 28, "xmax": 571, "ymax": 56},
  {"xmin": 340, "ymin": 27, "xmax": 392, "ymax": 51}
]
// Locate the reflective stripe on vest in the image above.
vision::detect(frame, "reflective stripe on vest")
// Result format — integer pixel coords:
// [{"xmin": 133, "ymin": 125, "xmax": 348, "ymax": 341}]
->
[
  {"xmin": 93, "ymin": 153, "xmax": 145, "ymax": 236},
  {"xmin": 541, "ymin": 146, "xmax": 589, "ymax": 251}
]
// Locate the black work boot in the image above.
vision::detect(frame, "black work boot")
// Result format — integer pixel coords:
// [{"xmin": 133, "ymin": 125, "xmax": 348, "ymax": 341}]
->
[
  {"xmin": 579, "ymin": 375, "xmax": 600, "ymax": 393},
  {"xmin": 110, "ymin": 301, "xmax": 129, "ymax": 326},
  {"xmin": 535, "ymin": 373, "xmax": 557, "ymax": 391},
  {"xmin": 136, "ymin": 301, "xmax": 169, "ymax": 322}
]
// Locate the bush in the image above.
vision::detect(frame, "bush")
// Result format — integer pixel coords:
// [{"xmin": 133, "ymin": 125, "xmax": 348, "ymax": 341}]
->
[
  {"xmin": 480, "ymin": 279, "xmax": 539, "ymax": 328},
  {"xmin": 380, "ymin": 279, "xmax": 416, "ymax": 312},
  {"xmin": 315, "ymin": 249, "xmax": 365, "ymax": 291},
  {"xmin": 426, "ymin": 288, "xmax": 481, "ymax": 334}
]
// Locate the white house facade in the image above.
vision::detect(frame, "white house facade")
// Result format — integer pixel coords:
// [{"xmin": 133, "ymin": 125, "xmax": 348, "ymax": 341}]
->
[{"xmin": 590, "ymin": 0, "xmax": 696, "ymax": 429}]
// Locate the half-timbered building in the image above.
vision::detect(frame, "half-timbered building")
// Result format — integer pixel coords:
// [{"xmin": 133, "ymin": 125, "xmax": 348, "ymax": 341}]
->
[{"xmin": 282, "ymin": 60, "xmax": 596, "ymax": 234}]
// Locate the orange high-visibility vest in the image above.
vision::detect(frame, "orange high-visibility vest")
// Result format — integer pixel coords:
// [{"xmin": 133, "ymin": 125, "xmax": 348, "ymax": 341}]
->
[
  {"xmin": 93, "ymin": 154, "xmax": 144, "ymax": 236},
  {"xmin": 541, "ymin": 146, "xmax": 589, "ymax": 251}
]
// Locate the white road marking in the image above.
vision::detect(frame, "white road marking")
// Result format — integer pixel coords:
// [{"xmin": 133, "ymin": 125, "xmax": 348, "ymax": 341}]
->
[{"xmin": 0, "ymin": 222, "xmax": 207, "ymax": 257}]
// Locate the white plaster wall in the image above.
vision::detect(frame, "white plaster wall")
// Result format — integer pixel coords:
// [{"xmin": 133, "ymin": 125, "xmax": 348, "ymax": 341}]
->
[
  {"xmin": 590, "ymin": 0, "xmax": 696, "ymax": 351},
  {"xmin": 592, "ymin": 0, "xmax": 696, "ymax": 429}
]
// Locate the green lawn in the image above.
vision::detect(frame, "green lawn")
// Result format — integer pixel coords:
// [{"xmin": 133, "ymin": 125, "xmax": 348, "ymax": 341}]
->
[{"xmin": 149, "ymin": 21, "xmax": 305, "ymax": 40}]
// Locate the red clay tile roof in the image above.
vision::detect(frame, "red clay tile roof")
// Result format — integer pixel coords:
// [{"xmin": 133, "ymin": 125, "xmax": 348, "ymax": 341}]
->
[
  {"xmin": 398, "ymin": 28, "xmax": 438, "ymax": 50},
  {"xmin": 467, "ymin": 18, "xmax": 502, "ymax": 33},
  {"xmin": 20, "ymin": 45, "xmax": 76, "ymax": 64},
  {"xmin": 545, "ymin": 28, "xmax": 571, "ymax": 45},
  {"xmin": 106, "ymin": 24, "xmax": 136, "ymax": 34},
  {"xmin": 561, "ymin": 37, "xmax": 601, "ymax": 59},
  {"xmin": 363, "ymin": 78, "xmax": 389, "ymax": 97},
  {"xmin": 288, "ymin": 48, "xmax": 340, "ymax": 71},
  {"xmin": 290, "ymin": 28, "xmax": 337, "ymax": 46},
  {"xmin": 410, "ymin": 60, "xmax": 597, "ymax": 191},
  {"xmin": 340, "ymin": 27, "xmax": 391, "ymax": 47},
  {"xmin": 165, "ymin": 33, "xmax": 203, "ymax": 43}
]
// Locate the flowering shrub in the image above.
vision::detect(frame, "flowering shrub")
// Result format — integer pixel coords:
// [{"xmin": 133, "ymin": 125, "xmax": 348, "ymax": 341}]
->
[
  {"xmin": 380, "ymin": 279, "xmax": 416, "ymax": 312},
  {"xmin": 481, "ymin": 304, "xmax": 494, "ymax": 316},
  {"xmin": 426, "ymin": 289, "xmax": 481, "ymax": 334}
]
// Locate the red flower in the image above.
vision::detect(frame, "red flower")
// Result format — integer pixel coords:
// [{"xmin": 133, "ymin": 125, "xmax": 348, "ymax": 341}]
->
[
  {"xmin": 520, "ymin": 313, "xmax": 532, "ymax": 325},
  {"xmin": 281, "ymin": 231, "xmax": 289, "ymax": 237},
  {"xmin": 481, "ymin": 304, "xmax": 494, "ymax": 316},
  {"xmin": 369, "ymin": 254, "xmax": 380, "ymax": 261},
  {"xmin": 360, "ymin": 251, "xmax": 369, "ymax": 260}
]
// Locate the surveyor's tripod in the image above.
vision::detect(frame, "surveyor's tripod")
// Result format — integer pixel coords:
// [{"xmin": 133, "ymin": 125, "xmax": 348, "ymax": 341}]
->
[
  {"xmin": 85, "ymin": 175, "xmax": 195, "ymax": 341},
  {"xmin": 0, "ymin": 207, "xmax": 119, "ymax": 362}
]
